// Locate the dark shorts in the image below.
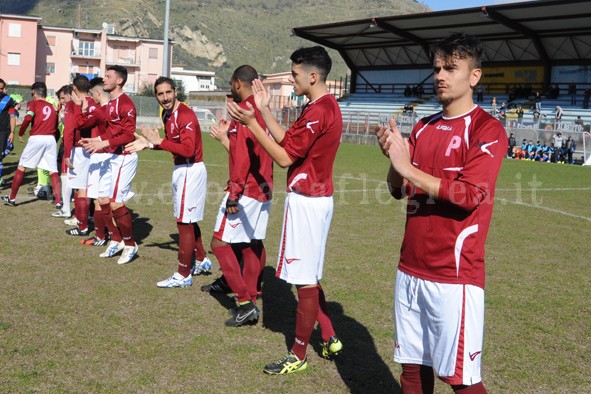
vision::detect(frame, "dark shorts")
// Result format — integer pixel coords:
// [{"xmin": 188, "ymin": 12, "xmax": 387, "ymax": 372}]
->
[{"xmin": 0, "ymin": 129, "xmax": 9, "ymax": 160}]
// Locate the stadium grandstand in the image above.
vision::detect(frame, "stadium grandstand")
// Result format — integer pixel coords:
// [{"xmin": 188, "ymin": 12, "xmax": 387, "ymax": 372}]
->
[{"xmin": 291, "ymin": 0, "xmax": 591, "ymax": 164}]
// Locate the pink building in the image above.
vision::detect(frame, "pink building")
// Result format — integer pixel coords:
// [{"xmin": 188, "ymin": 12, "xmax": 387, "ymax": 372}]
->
[
  {"xmin": 0, "ymin": 14, "xmax": 171, "ymax": 95},
  {"xmin": 0, "ymin": 14, "xmax": 41, "ymax": 85}
]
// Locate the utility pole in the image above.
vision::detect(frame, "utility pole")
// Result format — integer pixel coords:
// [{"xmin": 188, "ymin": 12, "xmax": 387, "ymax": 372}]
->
[{"xmin": 162, "ymin": 0, "xmax": 171, "ymax": 77}]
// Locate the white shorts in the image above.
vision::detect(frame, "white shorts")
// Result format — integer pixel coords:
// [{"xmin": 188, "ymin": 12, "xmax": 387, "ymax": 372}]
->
[
  {"xmin": 68, "ymin": 147, "xmax": 91, "ymax": 189},
  {"xmin": 213, "ymin": 192, "xmax": 271, "ymax": 243},
  {"xmin": 99, "ymin": 153, "xmax": 137, "ymax": 203},
  {"xmin": 18, "ymin": 135, "xmax": 58, "ymax": 173},
  {"xmin": 276, "ymin": 192, "xmax": 333, "ymax": 286},
  {"xmin": 172, "ymin": 162, "xmax": 207, "ymax": 223},
  {"xmin": 86, "ymin": 153, "xmax": 109, "ymax": 199},
  {"xmin": 394, "ymin": 270, "xmax": 485, "ymax": 386}
]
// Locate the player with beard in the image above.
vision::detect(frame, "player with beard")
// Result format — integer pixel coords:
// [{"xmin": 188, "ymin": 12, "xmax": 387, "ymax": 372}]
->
[
  {"xmin": 205, "ymin": 65, "xmax": 273, "ymax": 326},
  {"xmin": 80, "ymin": 66, "xmax": 138, "ymax": 265},
  {"xmin": 125, "ymin": 76, "xmax": 211, "ymax": 286},
  {"xmin": 2, "ymin": 82, "xmax": 62, "ymax": 209},
  {"xmin": 376, "ymin": 32, "xmax": 506, "ymax": 393}
]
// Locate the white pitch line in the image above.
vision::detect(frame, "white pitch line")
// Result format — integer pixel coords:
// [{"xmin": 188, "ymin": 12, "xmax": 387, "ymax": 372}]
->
[{"xmin": 495, "ymin": 197, "xmax": 591, "ymax": 222}]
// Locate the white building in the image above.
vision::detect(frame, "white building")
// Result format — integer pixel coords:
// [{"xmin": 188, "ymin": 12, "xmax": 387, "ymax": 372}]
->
[{"xmin": 170, "ymin": 67, "xmax": 216, "ymax": 92}]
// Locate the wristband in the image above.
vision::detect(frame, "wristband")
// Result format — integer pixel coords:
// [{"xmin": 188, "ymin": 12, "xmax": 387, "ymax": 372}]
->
[
  {"xmin": 148, "ymin": 143, "xmax": 154, "ymax": 149},
  {"xmin": 226, "ymin": 198, "xmax": 239, "ymax": 210}
]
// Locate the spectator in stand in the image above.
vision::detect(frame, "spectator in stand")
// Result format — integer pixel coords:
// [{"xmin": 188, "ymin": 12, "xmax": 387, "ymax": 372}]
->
[
  {"xmin": 404, "ymin": 85, "xmax": 411, "ymax": 97},
  {"xmin": 574, "ymin": 116, "xmax": 584, "ymax": 128},
  {"xmin": 515, "ymin": 105, "xmax": 524, "ymax": 123},
  {"xmin": 555, "ymin": 105, "xmax": 563, "ymax": 120},
  {"xmin": 565, "ymin": 136, "xmax": 574, "ymax": 164},
  {"xmin": 535, "ymin": 92, "xmax": 542, "ymax": 113},
  {"xmin": 568, "ymin": 82, "xmax": 576, "ymax": 105},
  {"xmin": 490, "ymin": 96, "xmax": 497, "ymax": 115},
  {"xmin": 508, "ymin": 133, "xmax": 516, "ymax": 158},
  {"xmin": 476, "ymin": 84, "xmax": 484, "ymax": 102},
  {"xmin": 583, "ymin": 89, "xmax": 590, "ymax": 109}
]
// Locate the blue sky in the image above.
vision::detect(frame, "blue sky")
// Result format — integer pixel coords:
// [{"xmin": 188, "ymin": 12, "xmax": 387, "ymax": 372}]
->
[{"xmin": 420, "ymin": 0, "xmax": 533, "ymax": 11}]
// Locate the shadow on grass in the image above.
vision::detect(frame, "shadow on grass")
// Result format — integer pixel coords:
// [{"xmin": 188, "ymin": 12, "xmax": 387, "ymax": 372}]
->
[
  {"xmin": 261, "ymin": 267, "xmax": 400, "ymax": 393},
  {"xmin": 130, "ymin": 210, "xmax": 153, "ymax": 245}
]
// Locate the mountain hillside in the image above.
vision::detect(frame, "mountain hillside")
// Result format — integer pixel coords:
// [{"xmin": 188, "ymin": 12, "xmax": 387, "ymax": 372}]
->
[{"xmin": 1, "ymin": 0, "xmax": 430, "ymax": 83}]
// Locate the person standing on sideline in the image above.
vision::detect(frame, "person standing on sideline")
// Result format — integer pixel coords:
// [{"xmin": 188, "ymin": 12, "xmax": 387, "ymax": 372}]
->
[
  {"xmin": 228, "ymin": 46, "xmax": 343, "ymax": 375},
  {"xmin": 203, "ymin": 65, "xmax": 274, "ymax": 326},
  {"xmin": 508, "ymin": 132, "xmax": 516, "ymax": 158},
  {"xmin": 0, "ymin": 79, "xmax": 17, "ymax": 187},
  {"xmin": 125, "ymin": 77, "xmax": 212, "ymax": 286},
  {"xmin": 80, "ymin": 66, "xmax": 138, "ymax": 265},
  {"xmin": 2, "ymin": 82, "xmax": 62, "ymax": 209},
  {"xmin": 376, "ymin": 32, "xmax": 506, "ymax": 393}
]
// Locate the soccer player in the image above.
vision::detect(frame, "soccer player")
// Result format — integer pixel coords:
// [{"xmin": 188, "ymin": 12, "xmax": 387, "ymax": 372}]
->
[
  {"xmin": 63, "ymin": 76, "xmax": 95, "ymax": 236},
  {"xmin": 0, "ymin": 79, "xmax": 17, "ymax": 187},
  {"xmin": 206, "ymin": 65, "xmax": 273, "ymax": 326},
  {"xmin": 52, "ymin": 85, "xmax": 74, "ymax": 218},
  {"xmin": 227, "ymin": 46, "xmax": 343, "ymax": 374},
  {"xmin": 376, "ymin": 32, "xmax": 507, "ymax": 393},
  {"xmin": 80, "ymin": 66, "xmax": 138, "ymax": 265},
  {"xmin": 77, "ymin": 78, "xmax": 111, "ymax": 246},
  {"xmin": 125, "ymin": 76, "xmax": 212, "ymax": 286},
  {"xmin": 2, "ymin": 82, "xmax": 62, "ymax": 209}
]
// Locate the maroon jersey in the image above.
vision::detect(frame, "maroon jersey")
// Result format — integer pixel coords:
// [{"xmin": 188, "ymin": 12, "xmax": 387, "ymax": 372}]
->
[
  {"xmin": 75, "ymin": 103, "xmax": 108, "ymax": 152},
  {"xmin": 278, "ymin": 94, "xmax": 342, "ymax": 196},
  {"xmin": 105, "ymin": 93, "xmax": 136, "ymax": 154},
  {"xmin": 19, "ymin": 99, "xmax": 58, "ymax": 137},
  {"xmin": 159, "ymin": 103, "xmax": 203, "ymax": 165},
  {"xmin": 227, "ymin": 95, "xmax": 273, "ymax": 202},
  {"xmin": 399, "ymin": 106, "xmax": 507, "ymax": 289}
]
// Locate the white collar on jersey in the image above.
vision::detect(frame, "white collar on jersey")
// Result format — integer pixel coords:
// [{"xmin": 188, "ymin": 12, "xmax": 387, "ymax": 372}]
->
[{"xmin": 442, "ymin": 104, "xmax": 478, "ymax": 121}]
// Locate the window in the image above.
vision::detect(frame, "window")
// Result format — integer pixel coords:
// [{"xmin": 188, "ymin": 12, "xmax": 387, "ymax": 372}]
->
[
  {"xmin": 149, "ymin": 48, "xmax": 158, "ymax": 59},
  {"xmin": 7, "ymin": 53, "xmax": 20, "ymax": 66},
  {"xmin": 46, "ymin": 63, "xmax": 55, "ymax": 74},
  {"xmin": 8, "ymin": 23, "xmax": 21, "ymax": 37},
  {"xmin": 47, "ymin": 35, "xmax": 56, "ymax": 46},
  {"xmin": 78, "ymin": 41, "xmax": 95, "ymax": 57}
]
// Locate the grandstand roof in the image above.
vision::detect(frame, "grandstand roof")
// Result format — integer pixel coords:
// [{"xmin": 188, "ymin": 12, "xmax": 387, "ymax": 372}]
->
[{"xmin": 292, "ymin": 0, "xmax": 591, "ymax": 71}]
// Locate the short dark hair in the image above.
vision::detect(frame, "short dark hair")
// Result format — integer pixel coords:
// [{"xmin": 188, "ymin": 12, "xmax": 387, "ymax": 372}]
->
[
  {"xmin": 290, "ymin": 46, "xmax": 332, "ymax": 82},
  {"xmin": 154, "ymin": 76, "xmax": 176, "ymax": 94},
  {"xmin": 89, "ymin": 77, "xmax": 104, "ymax": 90},
  {"xmin": 73, "ymin": 75, "xmax": 91, "ymax": 93},
  {"xmin": 231, "ymin": 65, "xmax": 258, "ymax": 86},
  {"xmin": 431, "ymin": 32, "xmax": 483, "ymax": 69},
  {"xmin": 31, "ymin": 82, "xmax": 48, "ymax": 98},
  {"xmin": 106, "ymin": 65, "xmax": 128, "ymax": 86},
  {"xmin": 58, "ymin": 85, "xmax": 73, "ymax": 96},
  {"xmin": 0, "ymin": 78, "xmax": 5, "ymax": 86}
]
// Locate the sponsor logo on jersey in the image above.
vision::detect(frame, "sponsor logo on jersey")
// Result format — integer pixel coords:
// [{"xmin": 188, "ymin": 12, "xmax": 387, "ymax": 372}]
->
[
  {"xmin": 306, "ymin": 120, "xmax": 319, "ymax": 133},
  {"xmin": 285, "ymin": 257, "xmax": 300, "ymax": 265},
  {"xmin": 436, "ymin": 124, "xmax": 453, "ymax": 131},
  {"xmin": 477, "ymin": 140, "xmax": 498, "ymax": 158},
  {"xmin": 469, "ymin": 351, "xmax": 482, "ymax": 361}
]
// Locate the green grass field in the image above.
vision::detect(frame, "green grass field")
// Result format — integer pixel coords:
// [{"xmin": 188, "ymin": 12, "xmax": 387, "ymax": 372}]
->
[{"xmin": 1, "ymin": 136, "xmax": 590, "ymax": 393}]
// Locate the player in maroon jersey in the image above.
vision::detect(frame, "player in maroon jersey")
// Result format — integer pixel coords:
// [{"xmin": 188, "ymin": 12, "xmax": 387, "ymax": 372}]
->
[
  {"xmin": 125, "ymin": 76, "xmax": 212, "ymax": 287},
  {"xmin": 62, "ymin": 75, "xmax": 94, "ymax": 237},
  {"xmin": 228, "ymin": 47, "xmax": 343, "ymax": 374},
  {"xmin": 204, "ymin": 65, "xmax": 274, "ymax": 327},
  {"xmin": 2, "ymin": 82, "xmax": 62, "ymax": 208},
  {"xmin": 77, "ymin": 78, "xmax": 111, "ymax": 247},
  {"xmin": 80, "ymin": 66, "xmax": 138, "ymax": 265},
  {"xmin": 376, "ymin": 32, "xmax": 507, "ymax": 393}
]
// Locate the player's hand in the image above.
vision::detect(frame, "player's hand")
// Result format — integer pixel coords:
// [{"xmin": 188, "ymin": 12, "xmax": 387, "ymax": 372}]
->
[
  {"xmin": 81, "ymin": 96, "xmax": 89, "ymax": 112},
  {"xmin": 125, "ymin": 134, "xmax": 150, "ymax": 153},
  {"xmin": 8, "ymin": 132, "xmax": 14, "ymax": 144},
  {"xmin": 376, "ymin": 117, "xmax": 395, "ymax": 156},
  {"xmin": 139, "ymin": 124, "xmax": 163, "ymax": 146},
  {"xmin": 225, "ymin": 197, "xmax": 239, "ymax": 214},
  {"xmin": 227, "ymin": 101, "xmax": 256, "ymax": 127},
  {"xmin": 386, "ymin": 126, "xmax": 411, "ymax": 177},
  {"xmin": 210, "ymin": 119, "xmax": 230, "ymax": 140},
  {"xmin": 18, "ymin": 135, "xmax": 24, "ymax": 143},
  {"xmin": 65, "ymin": 157, "xmax": 74, "ymax": 170},
  {"xmin": 251, "ymin": 79, "xmax": 271, "ymax": 110},
  {"xmin": 71, "ymin": 91, "xmax": 82, "ymax": 106},
  {"xmin": 80, "ymin": 137, "xmax": 108, "ymax": 154}
]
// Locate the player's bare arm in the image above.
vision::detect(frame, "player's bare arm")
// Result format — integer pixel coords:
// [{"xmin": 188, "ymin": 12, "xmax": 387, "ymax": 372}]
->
[
  {"xmin": 210, "ymin": 119, "xmax": 230, "ymax": 152},
  {"xmin": 138, "ymin": 124, "xmax": 163, "ymax": 146},
  {"xmin": 252, "ymin": 79, "xmax": 286, "ymax": 144},
  {"xmin": 227, "ymin": 101, "xmax": 293, "ymax": 168},
  {"xmin": 124, "ymin": 133, "xmax": 150, "ymax": 153},
  {"xmin": 387, "ymin": 127, "xmax": 441, "ymax": 198},
  {"xmin": 8, "ymin": 115, "xmax": 15, "ymax": 144}
]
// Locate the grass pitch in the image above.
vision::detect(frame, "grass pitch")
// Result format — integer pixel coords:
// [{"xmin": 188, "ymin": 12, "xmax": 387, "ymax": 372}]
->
[{"xmin": 0, "ymin": 136, "xmax": 590, "ymax": 393}]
